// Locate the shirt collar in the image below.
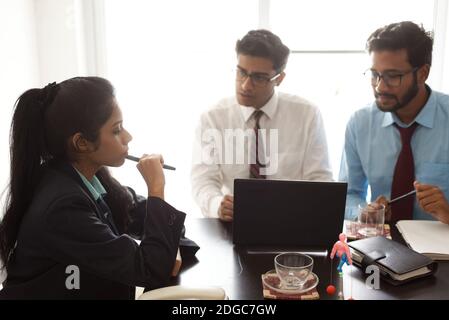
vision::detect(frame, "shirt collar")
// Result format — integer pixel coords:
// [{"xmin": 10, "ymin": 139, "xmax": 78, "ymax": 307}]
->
[
  {"xmin": 381, "ymin": 86, "xmax": 436, "ymax": 129},
  {"xmin": 239, "ymin": 91, "xmax": 278, "ymax": 123},
  {"xmin": 73, "ymin": 167, "xmax": 107, "ymax": 201}
]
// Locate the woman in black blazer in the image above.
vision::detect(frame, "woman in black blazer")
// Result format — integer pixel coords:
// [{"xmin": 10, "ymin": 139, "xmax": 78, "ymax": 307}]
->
[{"xmin": 0, "ymin": 77, "xmax": 185, "ymax": 299}]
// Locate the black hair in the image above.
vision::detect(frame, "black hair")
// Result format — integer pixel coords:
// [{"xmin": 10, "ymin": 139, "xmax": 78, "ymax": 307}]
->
[
  {"xmin": 236, "ymin": 29, "xmax": 290, "ymax": 73},
  {"xmin": 0, "ymin": 77, "xmax": 133, "ymax": 266},
  {"xmin": 366, "ymin": 21, "xmax": 433, "ymax": 67}
]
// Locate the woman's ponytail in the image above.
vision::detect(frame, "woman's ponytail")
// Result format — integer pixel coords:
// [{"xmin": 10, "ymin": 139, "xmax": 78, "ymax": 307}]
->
[{"xmin": 0, "ymin": 83, "xmax": 59, "ymax": 266}]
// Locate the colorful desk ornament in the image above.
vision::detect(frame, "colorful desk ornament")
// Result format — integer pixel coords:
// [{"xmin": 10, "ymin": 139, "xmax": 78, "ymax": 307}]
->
[{"xmin": 327, "ymin": 233, "xmax": 354, "ymax": 300}]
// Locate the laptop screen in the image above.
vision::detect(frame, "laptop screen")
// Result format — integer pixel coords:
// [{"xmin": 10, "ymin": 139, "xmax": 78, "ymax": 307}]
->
[{"xmin": 233, "ymin": 179, "xmax": 347, "ymax": 249}]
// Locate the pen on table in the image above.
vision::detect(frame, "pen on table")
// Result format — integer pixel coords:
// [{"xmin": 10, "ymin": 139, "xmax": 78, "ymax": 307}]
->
[
  {"xmin": 125, "ymin": 155, "xmax": 176, "ymax": 171},
  {"xmin": 388, "ymin": 189, "xmax": 416, "ymax": 204}
]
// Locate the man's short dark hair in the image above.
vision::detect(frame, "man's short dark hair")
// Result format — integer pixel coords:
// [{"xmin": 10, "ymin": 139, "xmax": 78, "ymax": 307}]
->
[
  {"xmin": 366, "ymin": 21, "xmax": 434, "ymax": 67},
  {"xmin": 236, "ymin": 29, "xmax": 290, "ymax": 73}
]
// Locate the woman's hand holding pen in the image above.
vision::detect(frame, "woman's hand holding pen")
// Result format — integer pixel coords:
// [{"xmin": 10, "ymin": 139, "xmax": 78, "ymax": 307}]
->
[{"xmin": 136, "ymin": 154, "xmax": 165, "ymax": 199}]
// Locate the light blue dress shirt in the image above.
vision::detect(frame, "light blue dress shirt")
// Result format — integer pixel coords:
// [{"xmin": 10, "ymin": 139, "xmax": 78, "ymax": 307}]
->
[{"xmin": 339, "ymin": 88, "xmax": 449, "ymax": 220}]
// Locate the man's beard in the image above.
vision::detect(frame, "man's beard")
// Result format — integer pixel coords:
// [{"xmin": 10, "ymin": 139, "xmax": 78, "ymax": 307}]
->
[{"xmin": 374, "ymin": 77, "xmax": 419, "ymax": 113}]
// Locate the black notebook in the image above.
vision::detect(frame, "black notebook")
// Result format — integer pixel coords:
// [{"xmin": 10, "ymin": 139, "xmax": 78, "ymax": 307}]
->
[{"xmin": 348, "ymin": 236, "xmax": 438, "ymax": 285}]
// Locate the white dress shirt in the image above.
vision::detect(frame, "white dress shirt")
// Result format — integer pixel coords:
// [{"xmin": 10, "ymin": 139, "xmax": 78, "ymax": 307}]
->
[{"xmin": 191, "ymin": 91, "xmax": 333, "ymax": 217}]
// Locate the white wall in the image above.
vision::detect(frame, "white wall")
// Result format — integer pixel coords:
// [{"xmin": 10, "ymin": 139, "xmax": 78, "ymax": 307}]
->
[
  {"xmin": 34, "ymin": 0, "xmax": 89, "ymax": 83},
  {"xmin": 438, "ymin": 1, "xmax": 449, "ymax": 93},
  {"xmin": 0, "ymin": 0, "xmax": 40, "ymax": 211},
  {"xmin": 430, "ymin": 0, "xmax": 449, "ymax": 92}
]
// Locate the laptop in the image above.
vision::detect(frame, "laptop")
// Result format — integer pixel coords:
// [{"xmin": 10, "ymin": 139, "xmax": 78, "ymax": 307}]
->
[{"xmin": 233, "ymin": 179, "xmax": 347, "ymax": 252}]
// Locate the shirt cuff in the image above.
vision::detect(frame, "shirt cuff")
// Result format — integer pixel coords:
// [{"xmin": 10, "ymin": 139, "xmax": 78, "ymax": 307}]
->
[{"xmin": 207, "ymin": 195, "xmax": 222, "ymax": 218}]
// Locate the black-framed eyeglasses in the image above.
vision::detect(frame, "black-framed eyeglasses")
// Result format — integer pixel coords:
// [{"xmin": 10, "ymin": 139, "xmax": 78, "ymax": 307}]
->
[
  {"xmin": 236, "ymin": 68, "xmax": 281, "ymax": 88},
  {"xmin": 364, "ymin": 67, "xmax": 419, "ymax": 87}
]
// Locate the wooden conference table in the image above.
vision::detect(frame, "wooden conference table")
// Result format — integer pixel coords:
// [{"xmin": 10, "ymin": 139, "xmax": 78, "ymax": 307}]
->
[{"xmin": 168, "ymin": 218, "xmax": 449, "ymax": 300}]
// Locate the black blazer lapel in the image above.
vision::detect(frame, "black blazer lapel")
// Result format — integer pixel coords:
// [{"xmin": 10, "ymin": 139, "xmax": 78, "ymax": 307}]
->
[{"xmin": 51, "ymin": 162, "xmax": 120, "ymax": 235}]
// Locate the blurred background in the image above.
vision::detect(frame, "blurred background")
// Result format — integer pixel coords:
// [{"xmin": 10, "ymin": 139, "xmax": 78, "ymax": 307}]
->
[{"xmin": 1, "ymin": 0, "xmax": 448, "ymax": 217}]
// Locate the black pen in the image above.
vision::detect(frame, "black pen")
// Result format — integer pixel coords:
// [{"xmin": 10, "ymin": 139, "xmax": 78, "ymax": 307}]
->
[{"xmin": 125, "ymin": 155, "xmax": 176, "ymax": 170}]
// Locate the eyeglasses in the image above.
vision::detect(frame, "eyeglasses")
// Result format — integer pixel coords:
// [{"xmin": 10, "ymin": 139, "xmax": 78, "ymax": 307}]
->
[
  {"xmin": 364, "ymin": 67, "xmax": 418, "ymax": 87},
  {"xmin": 236, "ymin": 68, "xmax": 281, "ymax": 88}
]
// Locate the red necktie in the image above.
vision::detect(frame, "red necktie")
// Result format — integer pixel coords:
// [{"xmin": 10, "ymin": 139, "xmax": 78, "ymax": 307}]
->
[
  {"xmin": 390, "ymin": 122, "xmax": 418, "ymax": 223},
  {"xmin": 249, "ymin": 110, "xmax": 266, "ymax": 179}
]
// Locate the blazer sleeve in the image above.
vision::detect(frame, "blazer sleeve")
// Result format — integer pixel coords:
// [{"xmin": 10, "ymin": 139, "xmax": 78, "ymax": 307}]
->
[
  {"xmin": 42, "ymin": 193, "xmax": 185, "ymax": 289},
  {"xmin": 125, "ymin": 187, "xmax": 148, "ymax": 240}
]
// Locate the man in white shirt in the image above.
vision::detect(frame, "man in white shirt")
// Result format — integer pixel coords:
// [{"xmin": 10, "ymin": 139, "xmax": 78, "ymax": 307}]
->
[{"xmin": 191, "ymin": 29, "xmax": 332, "ymax": 221}]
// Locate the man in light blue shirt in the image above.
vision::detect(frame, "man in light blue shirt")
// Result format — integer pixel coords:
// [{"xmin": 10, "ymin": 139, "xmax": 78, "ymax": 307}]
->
[{"xmin": 339, "ymin": 21, "xmax": 449, "ymax": 225}]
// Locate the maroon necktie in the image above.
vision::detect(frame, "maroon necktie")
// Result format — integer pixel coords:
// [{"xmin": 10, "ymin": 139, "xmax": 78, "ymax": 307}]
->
[
  {"xmin": 390, "ymin": 122, "xmax": 418, "ymax": 223},
  {"xmin": 249, "ymin": 110, "xmax": 266, "ymax": 179}
]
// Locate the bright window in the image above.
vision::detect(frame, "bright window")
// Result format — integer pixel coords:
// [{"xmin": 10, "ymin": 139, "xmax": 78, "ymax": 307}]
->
[
  {"xmin": 103, "ymin": 0, "xmax": 437, "ymax": 216},
  {"xmin": 271, "ymin": 0, "xmax": 435, "ymax": 177},
  {"xmin": 104, "ymin": 0, "xmax": 258, "ymax": 215},
  {"xmin": 271, "ymin": 0, "xmax": 434, "ymax": 50}
]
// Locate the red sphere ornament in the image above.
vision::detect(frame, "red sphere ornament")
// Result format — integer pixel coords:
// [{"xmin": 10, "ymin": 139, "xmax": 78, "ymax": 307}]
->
[{"xmin": 326, "ymin": 285, "xmax": 336, "ymax": 295}]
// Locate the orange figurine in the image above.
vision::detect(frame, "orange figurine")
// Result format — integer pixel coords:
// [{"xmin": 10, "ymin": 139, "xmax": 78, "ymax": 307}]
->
[{"xmin": 330, "ymin": 233, "xmax": 353, "ymax": 272}]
